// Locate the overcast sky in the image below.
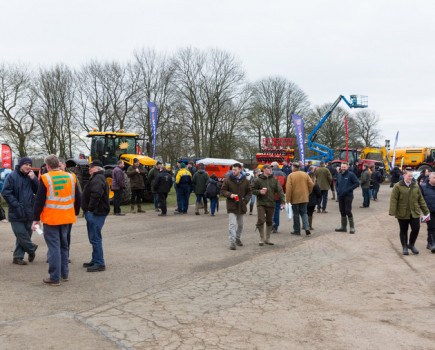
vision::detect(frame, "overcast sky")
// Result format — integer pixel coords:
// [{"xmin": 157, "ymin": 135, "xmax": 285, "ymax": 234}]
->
[{"xmin": 1, "ymin": 0, "xmax": 433, "ymax": 147}]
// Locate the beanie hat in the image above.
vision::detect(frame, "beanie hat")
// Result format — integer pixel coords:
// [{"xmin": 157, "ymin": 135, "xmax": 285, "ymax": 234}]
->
[
  {"xmin": 19, "ymin": 157, "xmax": 32, "ymax": 167},
  {"xmin": 199, "ymin": 163, "xmax": 205, "ymax": 170},
  {"xmin": 180, "ymin": 162, "xmax": 186, "ymax": 168},
  {"xmin": 133, "ymin": 158, "xmax": 139, "ymax": 163}
]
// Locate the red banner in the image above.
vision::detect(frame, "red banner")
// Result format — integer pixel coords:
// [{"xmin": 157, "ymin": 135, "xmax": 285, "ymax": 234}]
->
[{"xmin": 1, "ymin": 144, "xmax": 12, "ymax": 169}]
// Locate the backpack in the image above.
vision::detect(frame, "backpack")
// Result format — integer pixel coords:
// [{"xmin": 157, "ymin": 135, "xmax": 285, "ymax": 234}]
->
[{"xmin": 205, "ymin": 181, "xmax": 219, "ymax": 198}]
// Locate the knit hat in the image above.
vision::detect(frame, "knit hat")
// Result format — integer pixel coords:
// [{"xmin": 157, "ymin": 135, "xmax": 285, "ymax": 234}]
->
[
  {"xmin": 156, "ymin": 161, "xmax": 162, "ymax": 165},
  {"xmin": 133, "ymin": 158, "xmax": 139, "ymax": 163},
  {"xmin": 180, "ymin": 162, "xmax": 186, "ymax": 168},
  {"xmin": 90, "ymin": 159, "xmax": 103, "ymax": 168},
  {"xmin": 18, "ymin": 157, "xmax": 32, "ymax": 167},
  {"xmin": 199, "ymin": 163, "xmax": 205, "ymax": 170}
]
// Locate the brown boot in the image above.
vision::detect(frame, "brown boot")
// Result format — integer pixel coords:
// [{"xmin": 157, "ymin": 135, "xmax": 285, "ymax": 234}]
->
[
  {"xmin": 204, "ymin": 201, "xmax": 209, "ymax": 214},
  {"xmin": 130, "ymin": 205, "xmax": 136, "ymax": 214},
  {"xmin": 257, "ymin": 224, "xmax": 265, "ymax": 246},
  {"xmin": 308, "ymin": 216, "xmax": 314, "ymax": 230},
  {"xmin": 265, "ymin": 225, "xmax": 274, "ymax": 245},
  {"xmin": 137, "ymin": 203, "xmax": 146, "ymax": 213}
]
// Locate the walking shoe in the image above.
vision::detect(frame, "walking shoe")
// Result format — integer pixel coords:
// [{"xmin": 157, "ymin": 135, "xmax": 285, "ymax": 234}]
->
[
  {"xmin": 158, "ymin": 213, "xmax": 167, "ymax": 216},
  {"xmin": 230, "ymin": 243, "xmax": 236, "ymax": 250},
  {"xmin": 431, "ymin": 245, "xmax": 435, "ymax": 253},
  {"xmin": 235, "ymin": 239, "xmax": 243, "ymax": 247},
  {"xmin": 258, "ymin": 242, "xmax": 264, "ymax": 246},
  {"xmin": 427, "ymin": 244, "xmax": 431, "ymax": 249},
  {"xmin": 43, "ymin": 278, "xmax": 60, "ymax": 286},
  {"xmin": 407, "ymin": 245, "xmax": 419, "ymax": 254},
  {"xmin": 61, "ymin": 276, "xmax": 69, "ymax": 282},
  {"xmin": 402, "ymin": 246, "xmax": 409, "ymax": 255},
  {"xmin": 13, "ymin": 258, "xmax": 27, "ymax": 265},
  {"xmin": 265, "ymin": 241, "xmax": 274, "ymax": 245},
  {"xmin": 87, "ymin": 264, "xmax": 106, "ymax": 272},
  {"xmin": 317, "ymin": 208, "xmax": 321, "ymax": 213},
  {"xmin": 83, "ymin": 261, "xmax": 94, "ymax": 268},
  {"xmin": 322, "ymin": 209, "xmax": 328, "ymax": 213},
  {"xmin": 28, "ymin": 244, "xmax": 38, "ymax": 262},
  {"xmin": 174, "ymin": 211, "xmax": 183, "ymax": 215},
  {"xmin": 290, "ymin": 231, "xmax": 301, "ymax": 235},
  {"xmin": 114, "ymin": 213, "xmax": 126, "ymax": 216},
  {"xmin": 359, "ymin": 205, "xmax": 369, "ymax": 208},
  {"xmin": 155, "ymin": 208, "xmax": 160, "ymax": 212},
  {"xmin": 305, "ymin": 230, "xmax": 311, "ymax": 236}
]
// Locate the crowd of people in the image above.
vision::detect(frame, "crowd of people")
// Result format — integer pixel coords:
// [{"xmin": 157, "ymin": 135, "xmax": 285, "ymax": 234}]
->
[{"xmin": 2, "ymin": 155, "xmax": 434, "ymax": 285}]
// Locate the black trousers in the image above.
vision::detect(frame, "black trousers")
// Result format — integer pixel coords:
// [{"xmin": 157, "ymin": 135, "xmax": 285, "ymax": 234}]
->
[
  {"xmin": 113, "ymin": 189, "xmax": 123, "ymax": 213},
  {"xmin": 131, "ymin": 189, "xmax": 142, "ymax": 205},
  {"xmin": 158, "ymin": 193, "xmax": 168, "ymax": 214},
  {"xmin": 307, "ymin": 205, "xmax": 315, "ymax": 216},
  {"xmin": 338, "ymin": 194, "xmax": 353, "ymax": 218},
  {"xmin": 426, "ymin": 212, "xmax": 435, "ymax": 246},
  {"xmin": 397, "ymin": 216, "xmax": 420, "ymax": 247}
]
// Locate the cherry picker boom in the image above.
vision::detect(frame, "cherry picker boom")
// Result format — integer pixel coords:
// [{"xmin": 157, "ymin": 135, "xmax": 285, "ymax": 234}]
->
[{"xmin": 307, "ymin": 95, "xmax": 368, "ymax": 161}]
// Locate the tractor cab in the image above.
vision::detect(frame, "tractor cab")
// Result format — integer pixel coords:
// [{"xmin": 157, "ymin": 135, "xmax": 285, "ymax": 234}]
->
[{"xmin": 88, "ymin": 132, "xmax": 155, "ymax": 167}]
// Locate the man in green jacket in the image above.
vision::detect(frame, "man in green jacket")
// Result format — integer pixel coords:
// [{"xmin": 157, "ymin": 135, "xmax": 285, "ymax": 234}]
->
[
  {"xmin": 315, "ymin": 161, "xmax": 332, "ymax": 213},
  {"xmin": 360, "ymin": 164, "xmax": 371, "ymax": 208},
  {"xmin": 252, "ymin": 164, "xmax": 285, "ymax": 246},
  {"xmin": 147, "ymin": 161, "xmax": 162, "ymax": 212},
  {"xmin": 192, "ymin": 164, "xmax": 210, "ymax": 215},
  {"xmin": 221, "ymin": 163, "xmax": 252, "ymax": 250}
]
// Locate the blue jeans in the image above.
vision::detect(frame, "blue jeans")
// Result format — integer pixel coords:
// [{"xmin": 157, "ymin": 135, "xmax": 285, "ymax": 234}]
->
[
  {"xmin": 43, "ymin": 224, "xmax": 69, "ymax": 282},
  {"xmin": 84, "ymin": 212, "xmax": 106, "ymax": 266},
  {"xmin": 10, "ymin": 221, "xmax": 37, "ymax": 259},
  {"xmin": 178, "ymin": 184, "xmax": 191, "ymax": 213},
  {"xmin": 273, "ymin": 201, "xmax": 281, "ymax": 230},
  {"xmin": 175, "ymin": 185, "xmax": 182, "ymax": 212},
  {"xmin": 317, "ymin": 190, "xmax": 328, "ymax": 210},
  {"xmin": 362, "ymin": 188, "xmax": 370, "ymax": 207},
  {"xmin": 196, "ymin": 194, "xmax": 207, "ymax": 206},
  {"xmin": 371, "ymin": 183, "xmax": 380, "ymax": 199},
  {"xmin": 250, "ymin": 194, "xmax": 256, "ymax": 206},
  {"xmin": 210, "ymin": 197, "xmax": 218, "ymax": 214},
  {"xmin": 153, "ymin": 193, "xmax": 159, "ymax": 209},
  {"xmin": 292, "ymin": 203, "xmax": 310, "ymax": 233}
]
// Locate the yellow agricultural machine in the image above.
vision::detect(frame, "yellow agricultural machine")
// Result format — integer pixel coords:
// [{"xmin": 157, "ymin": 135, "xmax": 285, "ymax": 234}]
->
[{"xmin": 66, "ymin": 131, "xmax": 156, "ymax": 203}]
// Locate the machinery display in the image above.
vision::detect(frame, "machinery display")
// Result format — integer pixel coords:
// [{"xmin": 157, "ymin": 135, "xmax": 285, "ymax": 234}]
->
[
  {"xmin": 66, "ymin": 130, "xmax": 156, "ymax": 203},
  {"xmin": 387, "ymin": 147, "xmax": 435, "ymax": 172},
  {"xmin": 256, "ymin": 138, "xmax": 296, "ymax": 165}
]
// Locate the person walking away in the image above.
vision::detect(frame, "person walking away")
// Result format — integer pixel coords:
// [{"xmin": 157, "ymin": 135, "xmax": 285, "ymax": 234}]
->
[
  {"xmin": 81, "ymin": 160, "xmax": 110, "ymax": 271},
  {"xmin": 389, "ymin": 169, "xmax": 430, "ymax": 255},
  {"xmin": 420, "ymin": 172, "xmax": 435, "ymax": 252},
  {"xmin": 335, "ymin": 162, "xmax": 360, "ymax": 233},
  {"xmin": 127, "ymin": 158, "xmax": 147, "ymax": 213},
  {"xmin": 148, "ymin": 161, "xmax": 162, "ymax": 212},
  {"xmin": 192, "ymin": 163, "xmax": 210, "ymax": 215},
  {"xmin": 360, "ymin": 164, "xmax": 371, "ymax": 208},
  {"xmin": 252, "ymin": 164, "xmax": 285, "ymax": 245},
  {"xmin": 249, "ymin": 168, "xmax": 261, "ymax": 215},
  {"xmin": 390, "ymin": 166, "xmax": 402, "ymax": 188},
  {"xmin": 111, "ymin": 160, "xmax": 126, "ymax": 216},
  {"xmin": 174, "ymin": 163, "xmax": 192, "ymax": 214},
  {"xmin": 315, "ymin": 161, "xmax": 332, "ymax": 213},
  {"xmin": 221, "ymin": 163, "xmax": 252, "ymax": 250},
  {"xmin": 271, "ymin": 162, "xmax": 286, "ymax": 233},
  {"xmin": 327, "ymin": 162, "xmax": 337, "ymax": 200},
  {"xmin": 32, "ymin": 155, "xmax": 81, "ymax": 285},
  {"xmin": 281, "ymin": 160, "xmax": 292, "ymax": 177},
  {"xmin": 307, "ymin": 168, "xmax": 321, "ymax": 230},
  {"xmin": 286, "ymin": 162, "xmax": 314, "ymax": 236},
  {"xmin": 205, "ymin": 173, "xmax": 221, "ymax": 216},
  {"xmin": 371, "ymin": 165, "xmax": 382, "ymax": 201},
  {"xmin": 2, "ymin": 157, "xmax": 39, "ymax": 265},
  {"xmin": 153, "ymin": 166, "xmax": 173, "ymax": 216}
]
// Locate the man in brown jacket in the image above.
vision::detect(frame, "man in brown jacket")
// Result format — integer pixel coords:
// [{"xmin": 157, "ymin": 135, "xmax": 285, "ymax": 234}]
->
[
  {"xmin": 286, "ymin": 162, "xmax": 314, "ymax": 236},
  {"xmin": 221, "ymin": 163, "xmax": 252, "ymax": 250},
  {"xmin": 315, "ymin": 161, "xmax": 332, "ymax": 213}
]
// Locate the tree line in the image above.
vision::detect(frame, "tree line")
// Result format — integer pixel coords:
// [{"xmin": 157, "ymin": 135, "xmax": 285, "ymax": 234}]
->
[{"xmin": 0, "ymin": 47, "xmax": 381, "ymax": 165}]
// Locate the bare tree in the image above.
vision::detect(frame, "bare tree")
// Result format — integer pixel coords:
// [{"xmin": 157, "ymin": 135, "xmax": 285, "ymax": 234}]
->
[
  {"xmin": 172, "ymin": 47, "xmax": 246, "ymax": 157},
  {"xmin": 0, "ymin": 64, "xmax": 36, "ymax": 157},
  {"xmin": 353, "ymin": 109, "xmax": 381, "ymax": 147}
]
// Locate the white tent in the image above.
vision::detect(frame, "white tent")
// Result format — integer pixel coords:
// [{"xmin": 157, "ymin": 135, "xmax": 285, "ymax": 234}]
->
[{"xmin": 196, "ymin": 158, "xmax": 243, "ymax": 166}]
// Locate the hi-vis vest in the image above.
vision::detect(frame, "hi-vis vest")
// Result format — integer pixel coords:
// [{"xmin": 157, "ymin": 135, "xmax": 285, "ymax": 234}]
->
[{"xmin": 40, "ymin": 171, "xmax": 77, "ymax": 225}]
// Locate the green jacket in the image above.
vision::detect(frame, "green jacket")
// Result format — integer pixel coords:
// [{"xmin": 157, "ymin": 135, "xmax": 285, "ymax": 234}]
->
[
  {"xmin": 192, "ymin": 170, "xmax": 209, "ymax": 195},
  {"xmin": 148, "ymin": 167, "xmax": 159, "ymax": 193},
  {"xmin": 389, "ymin": 180, "xmax": 429, "ymax": 219},
  {"xmin": 360, "ymin": 169, "xmax": 371, "ymax": 189},
  {"xmin": 252, "ymin": 174, "xmax": 285, "ymax": 208},
  {"xmin": 315, "ymin": 166, "xmax": 332, "ymax": 191},
  {"xmin": 221, "ymin": 173, "xmax": 252, "ymax": 214}
]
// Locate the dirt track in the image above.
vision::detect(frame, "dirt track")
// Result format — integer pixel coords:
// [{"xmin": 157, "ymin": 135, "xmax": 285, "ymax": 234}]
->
[{"xmin": 0, "ymin": 185, "xmax": 434, "ymax": 349}]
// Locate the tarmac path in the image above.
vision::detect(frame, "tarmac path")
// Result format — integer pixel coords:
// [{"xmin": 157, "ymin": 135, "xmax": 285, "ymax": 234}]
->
[{"xmin": 0, "ymin": 185, "xmax": 434, "ymax": 349}]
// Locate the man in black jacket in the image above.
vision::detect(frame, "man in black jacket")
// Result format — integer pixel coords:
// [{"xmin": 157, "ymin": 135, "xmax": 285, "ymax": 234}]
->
[
  {"xmin": 153, "ymin": 166, "xmax": 173, "ymax": 216},
  {"xmin": 81, "ymin": 160, "xmax": 110, "ymax": 272}
]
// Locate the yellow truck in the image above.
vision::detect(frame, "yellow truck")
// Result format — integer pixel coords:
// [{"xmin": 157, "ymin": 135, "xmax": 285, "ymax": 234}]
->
[{"xmin": 387, "ymin": 147, "xmax": 435, "ymax": 172}]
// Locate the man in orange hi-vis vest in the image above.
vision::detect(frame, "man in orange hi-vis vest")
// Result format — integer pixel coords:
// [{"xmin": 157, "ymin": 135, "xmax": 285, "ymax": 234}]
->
[{"xmin": 32, "ymin": 155, "xmax": 81, "ymax": 286}]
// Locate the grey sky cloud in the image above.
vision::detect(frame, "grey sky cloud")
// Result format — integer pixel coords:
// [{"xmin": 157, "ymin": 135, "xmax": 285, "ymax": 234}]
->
[{"xmin": 1, "ymin": 0, "xmax": 433, "ymax": 146}]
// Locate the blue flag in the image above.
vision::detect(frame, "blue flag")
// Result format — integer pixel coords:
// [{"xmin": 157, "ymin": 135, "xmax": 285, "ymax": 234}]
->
[
  {"xmin": 291, "ymin": 114, "xmax": 305, "ymax": 166},
  {"xmin": 148, "ymin": 102, "xmax": 158, "ymax": 159}
]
